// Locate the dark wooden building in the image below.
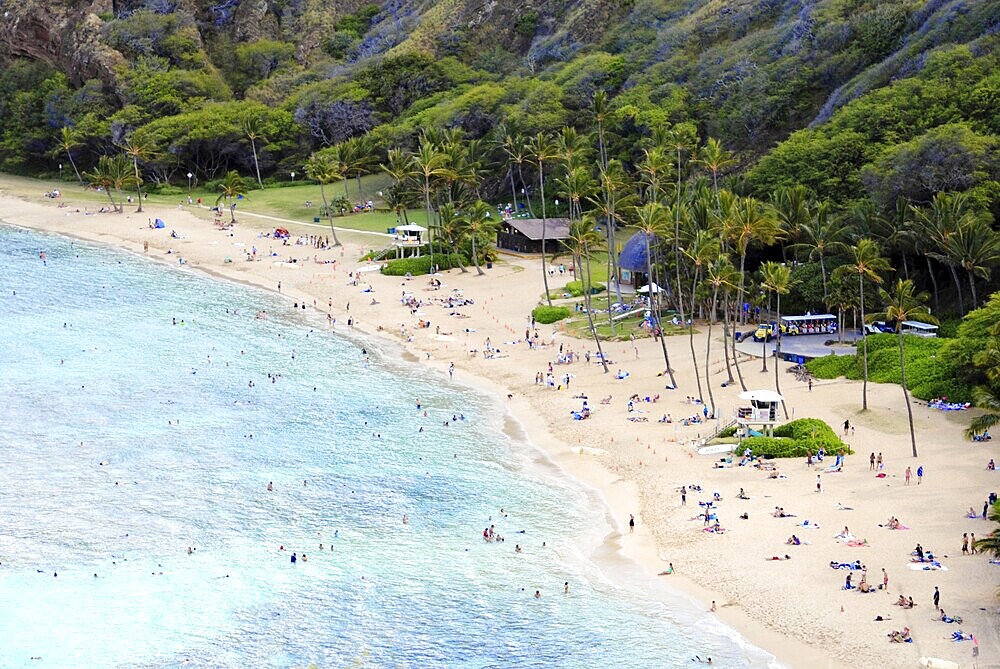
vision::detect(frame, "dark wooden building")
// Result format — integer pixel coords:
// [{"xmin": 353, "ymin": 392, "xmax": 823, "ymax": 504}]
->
[{"xmin": 496, "ymin": 218, "xmax": 571, "ymax": 254}]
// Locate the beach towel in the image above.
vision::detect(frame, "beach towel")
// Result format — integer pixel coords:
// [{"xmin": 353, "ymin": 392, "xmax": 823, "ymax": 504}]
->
[
  {"xmin": 846, "ymin": 539, "xmax": 869, "ymax": 547},
  {"xmin": 799, "ymin": 521, "xmax": 820, "ymax": 529},
  {"xmin": 908, "ymin": 563, "xmax": 948, "ymax": 571}
]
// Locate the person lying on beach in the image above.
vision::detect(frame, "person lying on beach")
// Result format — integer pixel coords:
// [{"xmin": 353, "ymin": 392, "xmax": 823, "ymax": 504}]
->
[
  {"xmin": 936, "ymin": 611, "xmax": 962, "ymax": 624},
  {"xmin": 949, "ymin": 631, "xmax": 974, "ymax": 641},
  {"xmin": 786, "ymin": 535, "xmax": 801, "ymax": 545},
  {"xmin": 692, "ymin": 656, "xmax": 712, "ymax": 664},
  {"xmin": 772, "ymin": 507, "xmax": 796, "ymax": 518},
  {"xmin": 767, "ymin": 555, "xmax": 792, "ymax": 561},
  {"xmin": 887, "ymin": 627, "xmax": 912, "ymax": 643}
]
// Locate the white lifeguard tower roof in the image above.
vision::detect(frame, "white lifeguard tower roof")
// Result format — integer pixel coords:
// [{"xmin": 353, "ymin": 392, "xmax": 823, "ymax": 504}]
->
[
  {"xmin": 396, "ymin": 224, "xmax": 427, "ymax": 232},
  {"xmin": 738, "ymin": 389, "xmax": 784, "ymax": 403}
]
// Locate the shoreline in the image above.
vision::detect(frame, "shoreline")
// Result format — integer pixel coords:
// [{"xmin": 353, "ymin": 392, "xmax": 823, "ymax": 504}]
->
[{"xmin": 4, "ymin": 183, "xmax": 995, "ymax": 668}]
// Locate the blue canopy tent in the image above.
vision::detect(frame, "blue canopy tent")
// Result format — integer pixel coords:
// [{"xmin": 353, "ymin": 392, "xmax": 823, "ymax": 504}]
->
[{"xmin": 617, "ymin": 232, "xmax": 655, "ymax": 287}]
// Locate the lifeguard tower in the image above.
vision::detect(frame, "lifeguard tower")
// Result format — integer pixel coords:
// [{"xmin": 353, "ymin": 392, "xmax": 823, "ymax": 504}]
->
[
  {"xmin": 392, "ymin": 224, "xmax": 427, "ymax": 258},
  {"xmin": 735, "ymin": 389, "xmax": 784, "ymax": 437}
]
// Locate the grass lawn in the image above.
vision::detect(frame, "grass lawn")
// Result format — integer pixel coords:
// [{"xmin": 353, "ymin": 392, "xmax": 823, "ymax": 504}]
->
[{"xmin": 0, "ymin": 172, "xmax": 427, "ymax": 236}]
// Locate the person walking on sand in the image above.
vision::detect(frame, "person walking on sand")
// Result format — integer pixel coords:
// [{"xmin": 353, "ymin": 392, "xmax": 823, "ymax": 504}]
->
[
  {"xmin": 870, "ymin": 452, "xmax": 876, "ymax": 471},
  {"xmin": 681, "ymin": 488, "xmax": 687, "ymax": 506},
  {"xmin": 933, "ymin": 586, "xmax": 940, "ymax": 610},
  {"xmin": 882, "ymin": 568, "xmax": 888, "ymax": 591},
  {"xmin": 629, "ymin": 514, "xmax": 635, "ymax": 533},
  {"xmin": 916, "ymin": 465, "xmax": 923, "ymax": 484},
  {"xmin": 843, "ymin": 419, "xmax": 850, "ymax": 436},
  {"xmin": 905, "ymin": 466, "xmax": 911, "ymax": 485},
  {"xmin": 876, "ymin": 452, "xmax": 884, "ymax": 471},
  {"xmin": 962, "ymin": 533, "xmax": 969, "ymax": 554},
  {"xmin": 970, "ymin": 533, "xmax": 977, "ymax": 554},
  {"xmin": 816, "ymin": 474, "xmax": 822, "ymax": 493}
]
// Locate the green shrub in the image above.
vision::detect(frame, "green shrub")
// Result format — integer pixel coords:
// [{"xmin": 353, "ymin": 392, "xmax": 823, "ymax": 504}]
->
[
  {"xmin": 532, "ymin": 305, "xmax": 572, "ymax": 324},
  {"xmin": 806, "ymin": 353, "xmax": 855, "ymax": 379},
  {"xmin": 381, "ymin": 253, "xmax": 466, "ymax": 276},
  {"xmin": 144, "ymin": 184, "xmax": 185, "ymax": 196},
  {"xmin": 742, "ymin": 418, "xmax": 851, "ymax": 458},
  {"xmin": 717, "ymin": 426, "xmax": 737, "ymax": 438},
  {"xmin": 805, "ymin": 335, "xmax": 971, "ymax": 402},
  {"xmin": 561, "ymin": 281, "xmax": 606, "ymax": 297}
]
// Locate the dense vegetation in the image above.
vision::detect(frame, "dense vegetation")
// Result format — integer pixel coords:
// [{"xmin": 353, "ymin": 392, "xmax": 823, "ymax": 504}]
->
[
  {"xmin": 741, "ymin": 418, "xmax": 850, "ymax": 459},
  {"xmin": 2, "ymin": 0, "xmax": 999, "ymax": 442}
]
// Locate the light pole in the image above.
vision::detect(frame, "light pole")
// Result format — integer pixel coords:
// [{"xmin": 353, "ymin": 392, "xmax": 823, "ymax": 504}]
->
[
  {"xmin": 58, "ymin": 163, "xmax": 63, "ymax": 180},
  {"xmin": 187, "ymin": 172, "xmax": 193, "ymax": 193},
  {"xmin": 290, "ymin": 171, "xmax": 296, "ymax": 182}
]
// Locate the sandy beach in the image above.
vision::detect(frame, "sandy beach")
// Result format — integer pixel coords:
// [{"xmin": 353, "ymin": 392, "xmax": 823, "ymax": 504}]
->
[{"xmin": 4, "ymin": 184, "xmax": 997, "ymax": 669}]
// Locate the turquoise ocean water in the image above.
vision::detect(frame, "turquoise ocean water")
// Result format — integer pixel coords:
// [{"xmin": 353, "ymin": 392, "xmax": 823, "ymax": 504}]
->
[{"xmin": 0, "ymin": 224, "xmax": 776, "ymax": 668}]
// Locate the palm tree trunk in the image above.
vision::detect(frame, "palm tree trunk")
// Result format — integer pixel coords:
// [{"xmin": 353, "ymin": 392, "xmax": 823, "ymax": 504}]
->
[
  {"xmin": 539, "ymin": 162, "xmax": 552, "ymax": 306},
  {"xmin": 133, "ymin": 157, "xmax": 144, "ymax": 213},
  {"xmin": 647, "ymin": 236, "xmax": 676, "ymax": 388},
  {"xmin": 583, "ymin": 247, "xmax": 609, "ymax": 373},
  {"xmin": 898, "ymin": 330, "xmax": 918, "ymax": 457},
  {"xmin": 967, "ymin": 269, "xmax": 978, "ymax": 309},
  {"xmin": 103, "ymin": 187, "xmax": 117, "ymax": 213},
  {"xmin": 250, "ymin": 138, "xmax": 263, "ymax": 189},
  {"xmin": 318, "ymin": 183, "xmax": 341, "ymax": 247},
  {"xmin": 949, "ymin": 264, "xmax": 965, "ymax": 316},
  {"xmin": 517, "ymin": 164, "xmax": 532, "ymax": 216},
  {"xmin": 689, "ymin": 270, "xmax": 703, "ymax": 401},
  {"xmin": 229, "ymin": 196, "xmax": 236, "ymax": 224},
  {"xmin": 721, "ymin": 291, "xmax": 735, "ymax": 383},
  {"xmin": 774, "ymin": 293, "xmax": 788, "ymax": 419},
  {"xmin": 471, "ymin": 233, "xmax": 484, "ymax": 276},
  {"xmin": 820, "ymin": 254, "xmax": 827, "ymax": 301},
  {"xmin": 925, "ymin": 256, "xmax": 940, "ymax": 316},
  {"xmin": 508, "ymin": 167, "xmax": 518, "ymax": 212},
  {"xmin": 67, "ymin": 151, "xmax": 83, "ymax": 185},
  {"xmin": 706, "ymin": 285, "xmax": 720, "ymax": 415},
  {"xmin": 860, "ymin": 275, "xmax": 869, "ymax": 411},
  {"xmin": 761, "ymin": 326, "xmax": 768, "ymax": 372}
]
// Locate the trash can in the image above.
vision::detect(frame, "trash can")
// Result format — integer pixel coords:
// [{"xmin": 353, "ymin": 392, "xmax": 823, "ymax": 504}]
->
[
  {"xmin": 313, "ymin": 217, "xmax": 320, "ymax": 223},
  {"xmin": 486, "ymin": 261, "xmax": 493, "ymax": 269}
]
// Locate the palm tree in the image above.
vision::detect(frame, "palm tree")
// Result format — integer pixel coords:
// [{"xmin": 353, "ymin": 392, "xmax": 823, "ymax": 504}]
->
[
  {"xmin": 770, "ymin": 185, "xmax": 812, "ymax": 262},
  {"xmin": 380, "ymin": 148, "xmax": 416, "ymax": 225},
  {"xmin": 694, "ymin": 137, "xmax": 736, "ymax": 210},
  {"xmin": 634, "ymin": 202, "xmax": 677, "ymax": 388},
  {"xmin": 241, "ymin": 113, "xmax": 266, "ymax": 189},
  {"xmin": 562, "ymin": 215, "xmax": 610, "ymax": 373},
  {"xmin": 726, "ymin": 196, "xmax": 783, "ymax": 326},
  {"xmin": 662, "ymin": 125, "xmax": 698, "ymax": 325},
  {"xmin": 501, "ymin": 130, "xmax": 532, "ymax": 215},
  {"xmin": 341, "ymin": 135, "xmax": 377, "ymax": 205},
  {"xmin": 216, "ymin": 170, "xmax": 249, "ymax": 223},
  {"xmin": 972, "ymin": 502, "xmax": 1000, "ymax": 557},
  {"xmin": 85, "ymin": 154, "xmax": 138, "ymax": 213},
  {"xmin": 527, "ymin": 132, "xmax": 560, "ymax": 306},
  {"xmin": 119, "ymin": 130, "xmax": 156, "ymax": 213},
  {"xmin": 438, "ymin": 203, "xmax": 469, "ymax": 273},
  {"xmin": 933, "ymin": 214, "xmax": 1000, "ymax": 309},
  {"xmin": 682, "ymin": 229, "xmax": 719, "ymax": 402},
  {"xmin": 967, "ymin": 330, "xmax": 1000, "ymax": 439},
  {"xmin": 408, "ymin": 138, "xmax": 454, "ymax": 257},
  {"xmin": 760, "ymin": 261, "xmax": 796, "ymax": 416},
  {"xmin": 459, "ymin": 201, "xmax": 498, "ymax": 276},
  {"xmin": 85, "ymin": 155, "xmax": 119, "ymax": 212},
  {"xmin": 704, "ymin": 256, "xmax": 739, "ymax": 414},
  {"xmin": 832, "ymin": 238, "xmax": 892, "ymax": 410},
  {"xmin": 913, "ymin": 193, "xmax": 978, "ymax": 316},
  {"xmin": 54, "ymin": 126, "xmax": 84, "ymax": 185},
  {"xmin": 789, "ymin": 202, "xmax": 851, "ymax": 301},
  {"xmin": 868, "ymin": 279, "xmax": 937, "ymax": 457},
  {"xmin": 304, "ymin": 151, "xmax": 345, "ymax": 247}
]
